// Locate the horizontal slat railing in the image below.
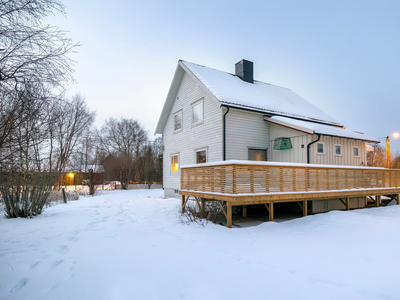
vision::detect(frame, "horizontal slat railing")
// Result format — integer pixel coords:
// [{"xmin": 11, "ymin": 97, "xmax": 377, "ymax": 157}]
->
[{"xmin": 180, "ymin": 161, "xmax": 400, "ymax": 195}]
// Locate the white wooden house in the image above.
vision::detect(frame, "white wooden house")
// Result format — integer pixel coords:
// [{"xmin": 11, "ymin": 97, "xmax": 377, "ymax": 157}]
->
[{"xmin": 155, "ymin": 59, "xmax": 380, "ymax": 199}]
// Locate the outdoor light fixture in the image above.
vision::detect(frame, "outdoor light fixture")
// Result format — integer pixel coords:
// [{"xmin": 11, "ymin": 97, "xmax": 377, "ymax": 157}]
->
[{"xmin": 385, "ymin": 133, "xmax": 399, "ymax": 168}]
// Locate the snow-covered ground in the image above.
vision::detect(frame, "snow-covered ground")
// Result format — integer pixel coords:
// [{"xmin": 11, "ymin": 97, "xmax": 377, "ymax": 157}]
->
[{"xmin": 1, "ymin": 189, "xmax": 400, "ymax": 300}]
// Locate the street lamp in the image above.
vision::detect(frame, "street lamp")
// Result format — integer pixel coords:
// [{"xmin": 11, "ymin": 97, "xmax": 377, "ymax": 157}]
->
[{"xmin": 385, "ymin": 133, "xmax": 399, "ymax": 168}]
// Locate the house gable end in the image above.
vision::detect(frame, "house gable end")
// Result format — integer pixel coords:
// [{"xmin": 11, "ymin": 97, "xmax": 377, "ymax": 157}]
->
[{"xmin": 155, "ymin": 61, "xmax": 221, "ymax": 135}]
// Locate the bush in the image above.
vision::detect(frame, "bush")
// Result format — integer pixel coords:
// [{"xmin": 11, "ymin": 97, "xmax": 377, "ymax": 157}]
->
[
  {"xmin": 0, "ymin": 172, "xmax": 56, "ymax": 218},
  {"xmin": 179, "ymin": 199, "xmax": 227, "ymax": 226}
]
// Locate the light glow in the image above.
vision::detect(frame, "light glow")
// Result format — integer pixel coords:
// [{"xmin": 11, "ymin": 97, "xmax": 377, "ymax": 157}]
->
[{"xmin": 393, "ymin": 132, "xmax": 399, "ymax": 139}]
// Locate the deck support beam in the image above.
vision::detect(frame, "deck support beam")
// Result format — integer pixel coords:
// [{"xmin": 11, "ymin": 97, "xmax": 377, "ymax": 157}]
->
[
  {"xmin": 181, "ymin": 195, "xmax": 189, "ymax": 213},
  {"xmin": 376, "ymin": 195, "xmax": 380, "ymax": 207},
  {"xmin": 346, "ymin": 196, "xmax": 350, "ymax": 210},
  {"xmin": 227, "ymin": 203, "xmax": 232, "ymax": 228},
  {"xmin": 243, "ymin": 205, "xmax": 247, "ymax": 217},
  {"xmin": 264, "ymin": 203, "xmax": 274, "ymax": 221},
  {"xmin": 303, "ymin": 200, "xmax": 308, "ymax": 216}
]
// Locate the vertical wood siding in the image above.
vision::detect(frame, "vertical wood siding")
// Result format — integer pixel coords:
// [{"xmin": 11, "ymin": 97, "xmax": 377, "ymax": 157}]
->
[
  {"xmin": 269, "ymin": 123, "xmax": 310, "ymax": 163},
  {"xmin": 310, "ymin": 135, "xmax": 367, "ymax": 166},
  {"xmin": 163, "ymin": 73, "xmax": 222, "ymax": 193},
  {"xmin": 225, "ymin": 109, "xmax": 270, "ymax": 160}
]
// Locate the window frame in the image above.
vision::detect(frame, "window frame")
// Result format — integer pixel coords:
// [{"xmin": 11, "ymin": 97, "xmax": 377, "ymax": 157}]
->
[
  {"xmin": 191, "ymin": 99, "xmax": 204, "ymax": 126},
  {"xmin": 334, "ymin": 144, "xmax": 342, "ymax": 156},
  {"xmin": 316, "ymin": 142, "xmax": 325, "ymax": 155},
  {"xmin": 195, "ymin": 147, "xmax": 207, "ymax": 164},
  {"xmin": 173, "ymin": 110, "xmax": 183, "ymax": 133},
  {"xmin": 353, "ymin": 147, "xmax": 360, "ymax": 157},
  {"xmin": 248, "ymin": 147, "xmax": 268, "ymax": 161},
  {"xmin": 171, "ymin": 153, "xmax": 179, "ymax": 172}
]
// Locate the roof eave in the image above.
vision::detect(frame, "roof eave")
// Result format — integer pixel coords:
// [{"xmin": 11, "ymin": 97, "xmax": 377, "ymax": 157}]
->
[{"xmin": 154, "ymin": 64, "xmax": 185, "ymax": 135}]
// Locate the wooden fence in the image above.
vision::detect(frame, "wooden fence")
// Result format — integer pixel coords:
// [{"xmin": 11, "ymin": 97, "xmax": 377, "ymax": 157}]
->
[{"xmin": 181, "ymin": 161, "xmax": 400, "ymax": 195}]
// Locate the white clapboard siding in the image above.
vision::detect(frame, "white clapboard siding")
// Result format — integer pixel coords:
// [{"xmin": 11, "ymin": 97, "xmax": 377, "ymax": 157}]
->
[
  {"xmin": 225, "ymin": 109, "xmax": 270, "ymax": 160},
  {"xmin": 269, "ymin": 123, "xmax": 310, "ymax": 163},
  {"xmin": 163, "ymin": 73, "xmax": 222, "ymax": 195}
]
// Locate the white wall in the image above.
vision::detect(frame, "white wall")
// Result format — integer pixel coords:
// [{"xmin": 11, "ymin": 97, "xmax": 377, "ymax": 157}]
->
[
  {"xmin": 225, "ymin": 109, "xmax": 270, "ymax": 160},
  {"xmin": 162, "ymin": 73, "xmax": 222, "ymax": 196},
  {"xmin": 269, "ymin": 123, "xmax": 310, "ymax": 163},
  {"xmin": 310, "ymin": 135, "xmax": 367, "ymax": 166}
]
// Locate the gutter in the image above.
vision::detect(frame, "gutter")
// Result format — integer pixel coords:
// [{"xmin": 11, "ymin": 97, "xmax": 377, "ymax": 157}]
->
[
  {"xmin": 222, "ymin": 105, "xmax": 230, "ymax": 160},
  {"xmin": 307, "ymin": 133, "xmax": 321, "ymax": 164}
]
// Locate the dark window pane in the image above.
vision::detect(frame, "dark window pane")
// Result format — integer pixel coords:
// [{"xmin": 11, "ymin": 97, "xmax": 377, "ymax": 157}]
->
[
  {"xmin": 196, "ymin": 150, "xmax": 206, "ymax": 163},
  {"xmin": 248, "ymin": 149, "xmax": 267, "ymax": 161}
]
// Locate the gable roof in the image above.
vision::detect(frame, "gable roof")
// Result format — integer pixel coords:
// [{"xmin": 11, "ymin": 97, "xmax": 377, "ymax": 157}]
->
[
  {"xmin": 266, "ymin": 116, "xmax": 380, "ymax": 143},
  {"xmin": 155, "ymin": 60, "xmax": 344, "ymax": 134}
]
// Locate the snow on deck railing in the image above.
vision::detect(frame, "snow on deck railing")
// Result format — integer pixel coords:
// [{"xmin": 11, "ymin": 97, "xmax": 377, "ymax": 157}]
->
[{"xmin": 180, "ymin": 161, "xmax": 400, "ymax": 195}]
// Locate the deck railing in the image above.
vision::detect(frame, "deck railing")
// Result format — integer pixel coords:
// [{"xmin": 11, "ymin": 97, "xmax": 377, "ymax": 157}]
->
[{"xmin": 180, "ymin": 161, "xmax": 400, "ymax": 195}]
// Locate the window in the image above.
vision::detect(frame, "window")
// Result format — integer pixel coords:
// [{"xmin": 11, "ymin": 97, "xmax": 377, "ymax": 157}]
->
[
  {"xmin": 192, "ymin": 99, "xmax": 203, "ymax": 125},
  {"xmin": 335, "ymin": 144, "xmax": 342, "ymax": 156},
  {"xmin": 174, "ymin": 111, "xmax": 182, "ymax": 132},
  {"xmin": 171, "ymin": 154, "xmax": 179, "ymax": 171},
  {"xmin": 248, "ymin": 148, "xmax": 267, "ymax": 161},
  {"xmin": 354, "ymin": 147, "xmax": 360, "ymax": 157},
  {"xmin": 195, "ymin": 148, "xmax": 207, "ymax": 164},
  {"xmin": 317, "ymin": 142, "xmax": 325, "ymax": 154}
]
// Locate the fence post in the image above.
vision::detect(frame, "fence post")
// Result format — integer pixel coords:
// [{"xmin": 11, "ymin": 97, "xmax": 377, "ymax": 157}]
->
[{"xmin": 62, "ymin": 187, "xmax": 67, "ymax": 203}]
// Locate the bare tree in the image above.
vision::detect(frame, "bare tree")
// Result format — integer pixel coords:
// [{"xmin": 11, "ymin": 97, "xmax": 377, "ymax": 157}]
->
[
  {"xmin": 50, "ymin": 94, "xmax": 95, "ymax": 172},
  {"xmin": 367, "ymin": 145, "xmax": 385, "ymax": 167},
  {"xmin": 97, "ymin": 118, "xmax": 148, "ymax": 186}
]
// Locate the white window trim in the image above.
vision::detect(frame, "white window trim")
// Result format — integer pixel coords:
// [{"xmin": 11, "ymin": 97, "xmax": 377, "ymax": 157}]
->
[
  {"xmin": 353, "ymin": 146, "xmax": 360, "ymax": 157},
  {"xmin": 334, "ymin": 144, "xmax": 342, "ymax": 156},
  {"xmin": 173, "ymin": 110, "xmax": 183, "ymax": 133},
  {"xmin": 194, "ymin": 147, "xmax": 208, "ymax": 164},
  {"xmin": 316, "ymin": 142, "xmax": 325, "ymax": 155},
  {"xmin": 191, "ymin": 98, "xmax": 204, "ymax": 127},
  {"xmin": 171, "ymin": 153, "xmax": 179, "ymax": 173}
]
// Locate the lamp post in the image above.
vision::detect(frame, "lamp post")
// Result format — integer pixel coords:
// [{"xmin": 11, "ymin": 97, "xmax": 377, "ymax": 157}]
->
[{"xmin": 385, "ymin": 133, "xmax": 399, "ymax": 168}]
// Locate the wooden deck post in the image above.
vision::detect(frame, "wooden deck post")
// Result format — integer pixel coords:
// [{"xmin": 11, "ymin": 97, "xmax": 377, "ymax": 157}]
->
[
  {"xmin": 376, "ymin": 195, "xmax": 380, "ymax": 207},
  {"xmin": 201, "ymin": 198, "xmax": 205, "ymax": 217},
  {"xmin": 243, "ymin": 205, "xmax": 247, "ymax": 217},
  {"xmin": 397, "ymin": 194, "xmax": 400, "ymax": 205},
  {"xmin": 266, "ymin": 202, "xmax": 274, "ymax": 221},
  {"xmin": 181, "ymin": 195, "xmax": 186, "ymax": 213},
  {"xmin": 303, "ymin": 200, "xmax": 308, "ymax": 216},
  {"xmin": 346, "ymin": 196, "xmax": 350, "ymax": 211},
  {"xmin": 227, "ymin": 203, "xmax": 232, "ymax": 228}
]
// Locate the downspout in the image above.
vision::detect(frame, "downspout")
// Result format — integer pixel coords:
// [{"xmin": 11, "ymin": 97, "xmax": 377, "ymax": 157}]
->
[
  {"xmin": 222, "ymin": 105, "xmax": 230, "ymax": 160},
  {"xmin": 307, "ymin": 133, "xmax": 321, "ymax": 164}
]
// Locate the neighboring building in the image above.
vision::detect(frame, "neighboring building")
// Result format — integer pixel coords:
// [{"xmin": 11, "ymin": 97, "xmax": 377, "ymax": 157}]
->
[{"xmin": 155, "ymin": 59, "xmax": 380, "ymax": 198}]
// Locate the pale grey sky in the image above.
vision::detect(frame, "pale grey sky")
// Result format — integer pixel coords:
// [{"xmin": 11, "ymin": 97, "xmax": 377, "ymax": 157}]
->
[{"xmin": 50, "ymin": 0, "xmax": 400, "ymax": 152}]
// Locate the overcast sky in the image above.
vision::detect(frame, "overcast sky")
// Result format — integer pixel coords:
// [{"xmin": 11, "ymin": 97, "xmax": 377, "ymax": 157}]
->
[{"xmin": 50, "ymin": 0, "xmax": 400, "ymax": 152}]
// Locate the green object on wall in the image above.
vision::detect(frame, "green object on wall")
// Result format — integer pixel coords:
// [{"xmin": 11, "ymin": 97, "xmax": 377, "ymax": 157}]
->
[{"xmin": 273, "ymin": 137, "xmax": 292, "ymax": 150}]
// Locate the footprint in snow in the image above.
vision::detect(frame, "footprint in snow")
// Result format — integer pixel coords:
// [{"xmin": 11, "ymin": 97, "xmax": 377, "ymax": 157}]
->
[
  {"xmin": 56, "ymin": 245, "xmax": 68, "ymax": 254},
  {"xmin": 29, "ymin": 261, "xmax": 40, "ymax": 270},
  {"xmin": 47, "ymin": 260, "xmax": 64, "ymax": 271},
  {"xmin": 9, "ymin": 278, "xmax": 28, "ymax": 294}
]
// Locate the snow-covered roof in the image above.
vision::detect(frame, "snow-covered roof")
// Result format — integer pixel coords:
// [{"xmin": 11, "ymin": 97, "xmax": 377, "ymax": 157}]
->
[
  {"xmin": 266, "ymin": 116, "xmax": 380, "ymax": 143},
  {"xmin": 180, "ymin": 61, "xmax": 343, "ymax": 127},
  {"xmin": 155, "ymin": 60, "xmax": 344, "ymax": 134}
]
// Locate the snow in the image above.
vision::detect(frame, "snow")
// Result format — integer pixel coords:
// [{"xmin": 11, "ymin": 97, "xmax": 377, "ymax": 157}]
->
[
  {"xmin": 1, "ymin": 189, "xmax": 400, "ymax": 300},
  {"xmin": 181, "ymin": 61, "xmax": 343, "ymax": 127},
  {"xmin": 267, "ymin": 116, "xmax": 380, "ymax": 143}
]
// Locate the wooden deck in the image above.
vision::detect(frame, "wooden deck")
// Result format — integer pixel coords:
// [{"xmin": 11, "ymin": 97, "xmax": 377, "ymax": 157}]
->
[{"xmin": 179, "ymin": 161, "xmax": 400, "ymax": 227}]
